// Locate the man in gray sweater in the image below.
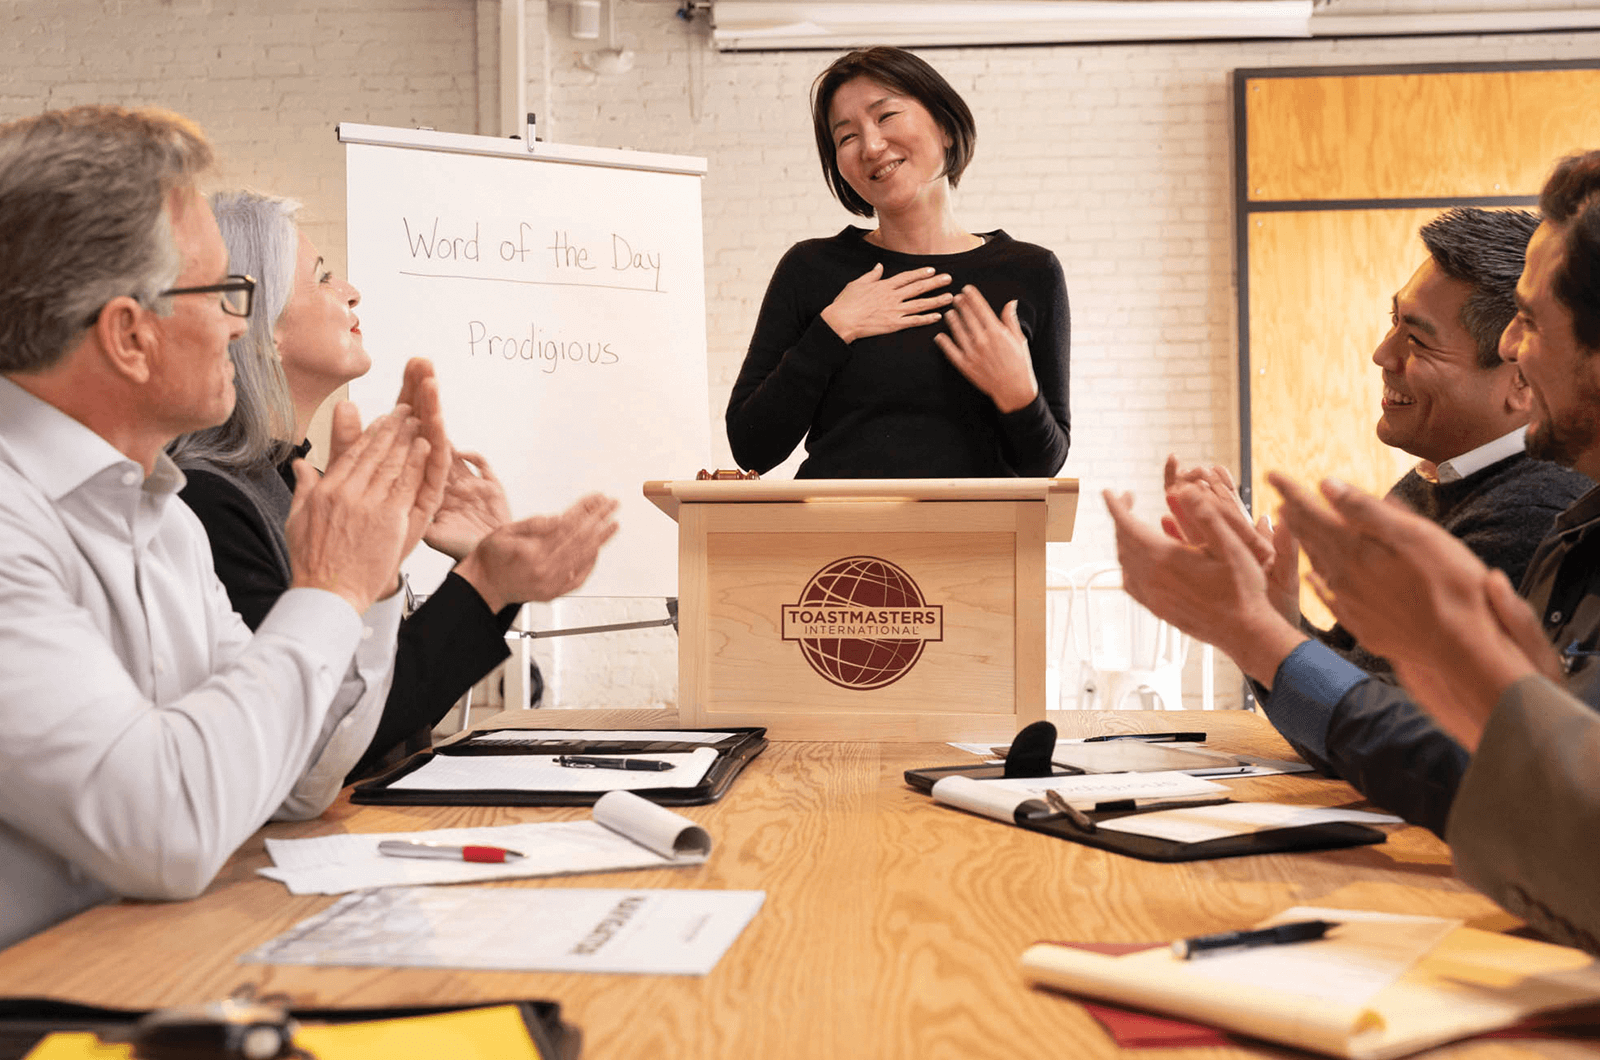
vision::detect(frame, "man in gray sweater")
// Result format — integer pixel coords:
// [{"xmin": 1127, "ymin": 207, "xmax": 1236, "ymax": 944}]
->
[
  {"xmin": 1314, "ymin": 207, "xmax": 1591, "ymax": 676},
  {"xmin": 1266, "ymin": 152, "xmax": 1600, "ymax": 954},
  {"xmin": 1110, "ymin": 205, "xmax": 1591, "ymax": 834}
]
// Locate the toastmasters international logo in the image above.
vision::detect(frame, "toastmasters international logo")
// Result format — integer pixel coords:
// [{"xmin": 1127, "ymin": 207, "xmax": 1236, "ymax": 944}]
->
[{"xmin": 780, "ymin": 557, "xmax": 943, "ymax": 690}]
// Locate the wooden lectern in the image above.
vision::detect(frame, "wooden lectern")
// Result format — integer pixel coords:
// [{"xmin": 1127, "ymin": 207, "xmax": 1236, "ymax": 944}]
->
[{"xmin": 644, "ymin": 478, "xmax": 1078, "ymax": 741}]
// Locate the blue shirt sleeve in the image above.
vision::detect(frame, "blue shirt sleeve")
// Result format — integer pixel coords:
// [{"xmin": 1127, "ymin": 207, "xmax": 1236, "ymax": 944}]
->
[{"xmin": 1263, "ymin": 639, "xmax": 1372, "ymax": 761}]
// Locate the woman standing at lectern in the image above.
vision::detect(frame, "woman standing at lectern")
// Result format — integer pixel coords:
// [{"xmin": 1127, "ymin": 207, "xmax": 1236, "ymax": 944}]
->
[{"xmin": 725, "ymin": 46, "xmax": 1070, "ymax": 478}]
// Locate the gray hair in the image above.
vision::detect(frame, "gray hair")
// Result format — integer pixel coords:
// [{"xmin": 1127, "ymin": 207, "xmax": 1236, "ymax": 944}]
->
[
  {"xmin": 167, "ymin": 190, "xmax": 302, "ymax": 472},
  {"xmin": 1419, "ymin": 207, "xmax": 1541, "ymax": 369},
  {"xmin": 0, "ymin": 105, "xmax": 212, "ymax": 373}
]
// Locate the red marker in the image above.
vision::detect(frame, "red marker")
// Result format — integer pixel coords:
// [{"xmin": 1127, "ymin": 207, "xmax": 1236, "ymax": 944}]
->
[{"xmin": 377, "ymin": 840, "xmax": 526, "ymax": 864}]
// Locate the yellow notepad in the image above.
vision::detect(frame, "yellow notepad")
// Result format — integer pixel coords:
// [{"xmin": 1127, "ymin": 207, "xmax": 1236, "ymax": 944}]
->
[
  {"xmin": 1023, "ymin": 908, "xmax": 1600, "ymax": 1060},
  {"xmin": 25, "ymin": 1004, "xmax": 545, "ymax": 1060}
]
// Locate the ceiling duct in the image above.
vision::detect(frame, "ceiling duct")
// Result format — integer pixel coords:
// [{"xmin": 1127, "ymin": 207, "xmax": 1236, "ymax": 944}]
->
[
  {"xmin": 710, "ymin": 1, "xmax": 1315, "ymax": 50},
  {"xmin": 708, "ymin": 0, "xmax": 1600, "ymax": 51}
]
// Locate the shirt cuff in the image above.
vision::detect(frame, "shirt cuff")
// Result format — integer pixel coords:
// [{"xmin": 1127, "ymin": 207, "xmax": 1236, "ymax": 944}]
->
[
  {"xmin": 355, "ymin": 586, "xmax": 405, "ymax": 671},
  {"xmin": 257, "ymin": 586, "xmax": 365, "ymax": 672},
  {"xmin": 1263, "ymin": 639, "xmax": 1371, "ymax": 761}
]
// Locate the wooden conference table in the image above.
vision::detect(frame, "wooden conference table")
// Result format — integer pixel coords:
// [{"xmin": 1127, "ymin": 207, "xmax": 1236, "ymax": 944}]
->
[{"xmin": 0, "ymin": 709, "xmax": 1591, "ymax": 1060}]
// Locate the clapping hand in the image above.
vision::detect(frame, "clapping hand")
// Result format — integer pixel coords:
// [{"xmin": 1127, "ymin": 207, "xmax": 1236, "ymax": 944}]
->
[
  {"xmin": 389, "ymin": 357, "xmax": 453, "ymax": 558},
  {"xmin": 1161, "ymin": 455, "xmax": 1299, "ymax": 625},
  {"xmin": 1103, "ymin": 484, "xmax": 1304, "ymax": 685},
  {"xmin": 819, "ymin": 264, "xmax": 952, "ymax": 344},
  {"xmin": 425, "ymin": 451, "xmax": 513, "ymax": 561},
  {"xmin": 453, "ymin": 494, "xmax": 622, "ymax": 613},
  {"xmin": 286, "ymin": 402, "xmax": 438, "ymax": 613},
  {"xmin": 1271, "ymin": 472, "xmax": 1554, "ymax": 749},
  {"xmin": 933, "ymin": 285, "xmax": 1038, "ymax": 413}
]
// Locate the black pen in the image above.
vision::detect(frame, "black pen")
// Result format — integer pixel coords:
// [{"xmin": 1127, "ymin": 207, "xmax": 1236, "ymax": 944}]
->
[
  {"xmin": 1093, "ymin": 797, "xmax": 1233, "ymax": 813},
  {"xmin": 557, "ymin": 755, "xmax": 674, "ymax": 772},
  {"xmin": 1082, "ymin": 731, "xmax": 1206, "ymax": 743},
  {"xmin": 1172, "ymin": 919, "xmax": 1339, "ymax": 959}
]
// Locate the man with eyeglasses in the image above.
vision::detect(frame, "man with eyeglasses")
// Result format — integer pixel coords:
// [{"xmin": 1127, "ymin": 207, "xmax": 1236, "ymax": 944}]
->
[{"xmin": 0, "ymin": 105, "xmax": 448, "ymax": 948}]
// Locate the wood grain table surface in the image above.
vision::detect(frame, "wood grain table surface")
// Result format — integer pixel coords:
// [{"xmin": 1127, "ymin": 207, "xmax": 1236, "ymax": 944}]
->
[{"xmin": 1, "ymin": 708, "xmax": 1592, "ymax": 1060}]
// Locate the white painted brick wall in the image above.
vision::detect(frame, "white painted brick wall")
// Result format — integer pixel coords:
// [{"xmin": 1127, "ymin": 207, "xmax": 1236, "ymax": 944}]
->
[
  {"xmin": 6, "ymin": 0, "xmax": 1598, "ymax": 710},
  {"xmin": 3, "ymin": 0, "xmax": 480, "ymax": 279}
]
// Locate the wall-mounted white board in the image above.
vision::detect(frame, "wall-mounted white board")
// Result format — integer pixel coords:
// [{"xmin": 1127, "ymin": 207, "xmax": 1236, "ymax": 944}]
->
[{"xmin": 340, "ymin": 123, "xmax": 710, "ymax": 598}]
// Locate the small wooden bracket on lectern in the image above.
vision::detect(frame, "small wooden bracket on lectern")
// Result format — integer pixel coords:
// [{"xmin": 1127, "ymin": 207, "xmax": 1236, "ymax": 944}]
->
[{"xmin": 696, "ymin": 468, "xmax": 761, "ymax": 480}]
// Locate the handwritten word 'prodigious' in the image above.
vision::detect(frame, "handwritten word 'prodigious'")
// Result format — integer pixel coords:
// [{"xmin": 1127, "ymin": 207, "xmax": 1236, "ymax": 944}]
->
[
  {"xmin": 402, "ymin": 219, "xmax": 665, "ymax": 292},
  {"xmin": 468, "ymin": 319, "xmax": 618, "ymax": 375}
]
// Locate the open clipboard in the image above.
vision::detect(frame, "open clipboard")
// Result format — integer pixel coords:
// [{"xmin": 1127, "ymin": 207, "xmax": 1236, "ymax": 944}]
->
[
  {"xmin": 905, "ymin": 721, "xmax": 1386, "ymax": 863},
  {"xmin": 351, "ymin": 726, "xmax": 767, "ymax": 807},
  {"xmin": 998, "ymin": 795, "xmax": 1384, "ymax": 863}
]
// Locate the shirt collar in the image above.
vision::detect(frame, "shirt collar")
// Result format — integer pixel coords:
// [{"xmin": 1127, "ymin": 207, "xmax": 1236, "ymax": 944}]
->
[
  {"xmin": 1422, "ymin": 426, "xmax": 1528, "ymax": 484},
  {"xmin": 0, "ymin": 375, "xmax": 186, "ymax": 500}
]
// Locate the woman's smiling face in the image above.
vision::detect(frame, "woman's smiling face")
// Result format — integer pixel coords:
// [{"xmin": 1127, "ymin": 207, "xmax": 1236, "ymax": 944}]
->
[{"xmin": 827, "ymin": 76, "xmax": 953, "ymax": 217}]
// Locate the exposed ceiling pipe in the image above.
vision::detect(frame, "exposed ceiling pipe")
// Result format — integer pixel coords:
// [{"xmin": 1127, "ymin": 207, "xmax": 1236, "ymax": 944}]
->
[{"xmin": 500, "ymin": 0, "xmax": 527, "ymax": 137}]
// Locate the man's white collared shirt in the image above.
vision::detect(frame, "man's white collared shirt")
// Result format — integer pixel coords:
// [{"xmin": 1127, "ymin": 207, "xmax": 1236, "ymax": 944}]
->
[
  {"xmin": 0, "ymin": 377, "xmax": 399, "ymax": 950},
  {"xmin": 1422, "ymin": 425, "xmax": 1529, "ymax": 484}
]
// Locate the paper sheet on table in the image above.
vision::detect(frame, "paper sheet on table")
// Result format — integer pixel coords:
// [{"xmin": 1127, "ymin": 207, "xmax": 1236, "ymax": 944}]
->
[
  {"xmin": 1096, "ymin": 801, "xmax": 1401, "ymax": 843},
  {"xmin": 260, "ymin": 790, "xmax": 711, "ymax": 894},
  {"xmin": 469, "ymin": 729, "xmax": 735, "ymax": 743},
  {"xmin": 930, "ymin": 772, "xmax": 1227, "ymax": 823},
  {"xmin": 1178, "ymin": 907, "xmax": 1460, "ymax": 1008},
  {"xmin": 1051, "ymin": 741, "xmax": 1315, "ymax": 777},
  {"xmin": 243, "ymin": 885, "xmax": 765, "ymax": 975},
  {"xmin": 948, "ymin": 740, "xmax": 1312, "ymax": 777},
  {"xmin": 388, "ymin": 746, "xmax": 717, "ymax": 791}
]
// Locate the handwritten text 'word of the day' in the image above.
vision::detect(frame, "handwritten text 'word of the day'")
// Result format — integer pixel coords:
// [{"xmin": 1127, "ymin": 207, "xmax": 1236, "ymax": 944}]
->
[{"xmin": 404, "ymin": 219, "xmax": 664, "ymax": 291}]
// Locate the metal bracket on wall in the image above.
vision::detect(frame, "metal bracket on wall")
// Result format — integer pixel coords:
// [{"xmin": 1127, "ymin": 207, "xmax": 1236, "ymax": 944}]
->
[{"xmin": 508, "ymin": 598, "xmax": 679, "ymax": 639}]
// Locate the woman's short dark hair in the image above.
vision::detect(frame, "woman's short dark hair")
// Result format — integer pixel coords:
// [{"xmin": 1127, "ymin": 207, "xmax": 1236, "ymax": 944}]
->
[{"xmin": 810, "ymin": 47, "xmax": 976, "ymax": 218}]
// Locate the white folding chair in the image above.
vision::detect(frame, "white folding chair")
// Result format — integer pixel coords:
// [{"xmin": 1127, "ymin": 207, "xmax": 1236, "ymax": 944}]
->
[{"xmin": 1068, "ymin": 562, "xmax": 1197, "ymax": 710}]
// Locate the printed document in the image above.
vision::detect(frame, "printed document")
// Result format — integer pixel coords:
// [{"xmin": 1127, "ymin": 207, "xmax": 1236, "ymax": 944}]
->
[
  {"xmin": 243, "ymin": 886, "xmax": 765, "ymax": 975},
  {"xmin": 388, "ymin": 746, "xmax": 718, "ymax": 792},
  {"xmin": 1095, "ymin": 802, "xmax": 1401, "ymax": 843},
  {"xmin": 469, "ymin": 729, "xmax": 735, "ymax": 744}
]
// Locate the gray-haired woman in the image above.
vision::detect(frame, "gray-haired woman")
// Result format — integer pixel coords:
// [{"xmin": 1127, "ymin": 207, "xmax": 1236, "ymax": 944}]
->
[{"xmin": 171, "ymin": 190, "xmax": 617, "ymax": 779}]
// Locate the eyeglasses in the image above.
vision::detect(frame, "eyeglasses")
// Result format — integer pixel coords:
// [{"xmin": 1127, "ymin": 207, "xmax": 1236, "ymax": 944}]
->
[
  {"xmin": 83, "ymin": 274, "xmax": 256, "ymax": 326},
  {"xmin": 161, "ymin": 274, "xmax": 256, "ymax": 318}
]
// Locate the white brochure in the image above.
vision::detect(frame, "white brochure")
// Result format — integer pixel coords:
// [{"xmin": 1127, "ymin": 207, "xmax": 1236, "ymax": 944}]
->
[{"xmin": 243, "ymin": 885, "xmax": 765, "ymax": 975}]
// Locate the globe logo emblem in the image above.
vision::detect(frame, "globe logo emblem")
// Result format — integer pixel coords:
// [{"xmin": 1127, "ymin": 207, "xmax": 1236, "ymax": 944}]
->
[{"xmin": 780, "ymin": 556, "xmax": 944, "ymax": 690}]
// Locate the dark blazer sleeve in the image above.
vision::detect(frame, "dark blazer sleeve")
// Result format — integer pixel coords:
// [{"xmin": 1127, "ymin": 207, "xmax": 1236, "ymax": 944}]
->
[
  {"xmin": 177, "ymin": 468, "xmax": 289, "ymax": 631},
  {"xmin": 344, "ymin": 571, "xmax": 516, "ymax": 781},
  {"xmin": 1317, "ymin": 682, "xmax": 1471, "ymax": 837},
  {"xmin": 1448, "ymin": 674, "xmax": 1600, "ymax": 955},
  {"xmin": 1256, "ymin": 641, "xmax": 1469, "ymax": 837}
]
